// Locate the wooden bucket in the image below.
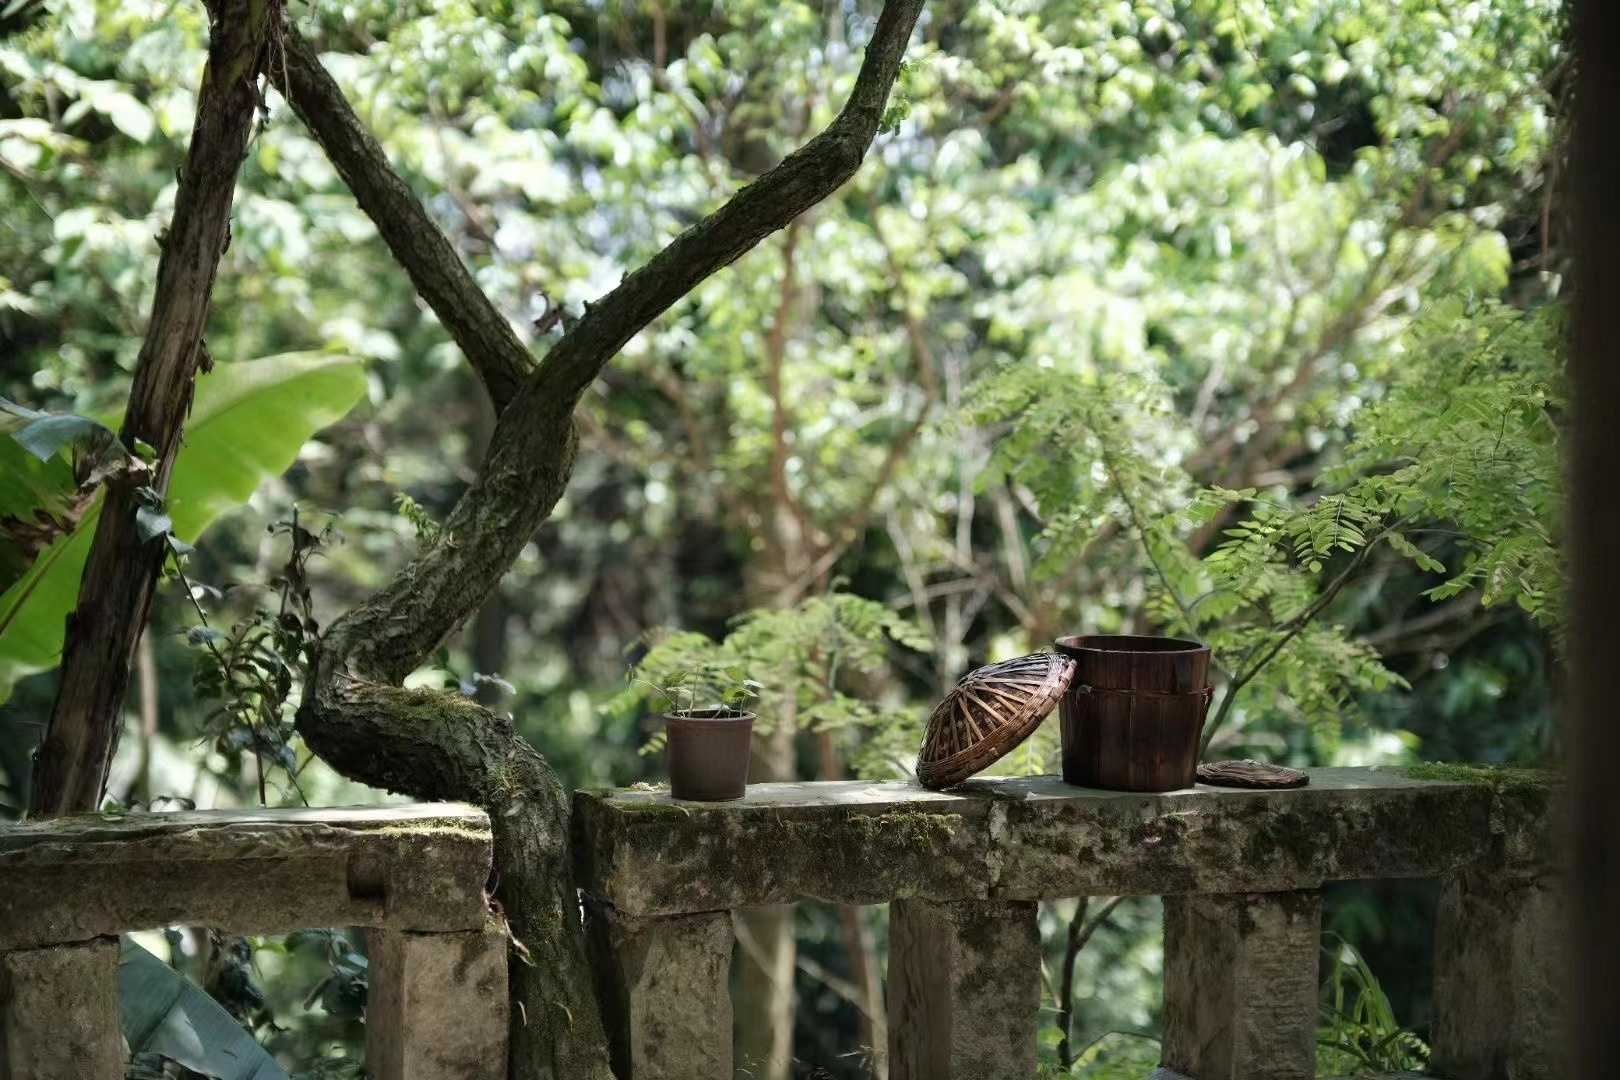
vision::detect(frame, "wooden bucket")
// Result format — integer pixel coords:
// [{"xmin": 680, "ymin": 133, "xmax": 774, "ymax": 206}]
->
[{"xmin": 1054, "ymin": 635, "xmax": 1212, "ymax": 792}]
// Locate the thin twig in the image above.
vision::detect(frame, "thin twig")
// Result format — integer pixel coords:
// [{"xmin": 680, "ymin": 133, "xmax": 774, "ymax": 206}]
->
[
  {"xmin": 1057, "ymin": 896, "xmax": 1127, "ymax": 1067},
  {"xmin": 1200, "ymin": 523, "xmax": 1401, "ymax": 754}
]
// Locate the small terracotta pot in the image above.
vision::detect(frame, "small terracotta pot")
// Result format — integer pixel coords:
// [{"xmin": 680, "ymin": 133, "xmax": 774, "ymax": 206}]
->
[
  {"xmin": 1054, "ymin": 635, "xmax": 1212, "ymax": 792},
  {"xmin": 665, "ymin": 709, "xmax": 755, "ymax": 801}
]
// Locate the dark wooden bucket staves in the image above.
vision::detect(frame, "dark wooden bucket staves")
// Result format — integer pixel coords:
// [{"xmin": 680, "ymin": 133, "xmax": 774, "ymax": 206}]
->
[{"xmin": 1054, "ymin": 635, "xmax": 1212, "ymax": 792}]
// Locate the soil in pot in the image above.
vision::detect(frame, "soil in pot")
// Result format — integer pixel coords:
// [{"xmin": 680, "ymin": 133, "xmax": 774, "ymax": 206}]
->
[
  {"xmin": 1054, "ymin": 634, "xmax": 1212, "ymax": 792},
  {"xmin": 665, "ymin": 708, "xmax": 755, "ymax": 801}
]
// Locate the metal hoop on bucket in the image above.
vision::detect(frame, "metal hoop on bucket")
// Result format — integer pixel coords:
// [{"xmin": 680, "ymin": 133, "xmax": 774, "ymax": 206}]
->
[{"xmin": 1074, "ymin": 684, "xmax": 1214, "ymax": 702}]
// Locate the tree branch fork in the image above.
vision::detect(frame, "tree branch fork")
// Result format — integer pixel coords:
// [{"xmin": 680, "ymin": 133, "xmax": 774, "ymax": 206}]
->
[
  {"xmin": 284, "ymin": 4, "xmax": 926, "ymax": 1077},
  {"xmin": 279, "ymin": 0, "xmax": 923, "ymax": 688}
]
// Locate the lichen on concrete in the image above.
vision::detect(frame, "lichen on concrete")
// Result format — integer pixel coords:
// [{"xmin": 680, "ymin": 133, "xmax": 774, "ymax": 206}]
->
[
  {"xmin": 1239, "ymin": 804, "xmax": 1331, "ymax": 873},
  {"xmin": 839, "ymin": 808, "xmax": 961, "ymax": 848},
  {"xmin": 375, "ymin": 819, "xmax": 494, "ymax": 841}
]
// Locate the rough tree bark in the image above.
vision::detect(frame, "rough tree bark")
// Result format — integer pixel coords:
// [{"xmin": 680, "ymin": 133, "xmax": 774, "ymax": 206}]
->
[
  {"xmin": 272, "ymin": 34, "xmax": 533, "ymax": 412},
  {"xmin": 28, "ymin": 1, "xmax": 273, "ymax": 817},
  {"xmin": 274, "ymin": 4, "xmax": 926, "ymax": 1077}
]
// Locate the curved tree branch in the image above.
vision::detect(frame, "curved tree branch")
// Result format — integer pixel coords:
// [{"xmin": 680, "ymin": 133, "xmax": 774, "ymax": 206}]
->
[
  {"xmin": 533, "ymin": 0, "xmax": 923, "ymax": 404},
  {"xmin": 298, "ymin": 677, "xmax": 606, "ymax": 1079},
  {"xmin": 275, "ymin": 31, "xmax": 535, "ymax": 411},
  {"xmin": 316, "ymin": 0, "xmax": 925, "ymax": 684}
]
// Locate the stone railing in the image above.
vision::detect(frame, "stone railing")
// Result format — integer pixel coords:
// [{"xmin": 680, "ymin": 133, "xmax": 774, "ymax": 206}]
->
[
  {"xmin": 574, "ymin": 766, "xmax": 1565, "ymax": 1080},
  {"xmin": 0, "ymin": 804, "xmax": 506, "ymax": 1080},
  {"xmin": 0, "ymin": 769, "xmax": 1563, "ymax": 1080}
]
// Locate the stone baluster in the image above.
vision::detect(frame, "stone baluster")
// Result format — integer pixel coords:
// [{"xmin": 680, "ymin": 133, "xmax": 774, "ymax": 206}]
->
[
  {"xmin": 1161, "ymin": 890, "xmax": 1322, "ymax": 1080},
  {"xmin": 0, "ymin": 938, "xmax": 122, "ymax": 1080},
  {"xmin": 586, "ymin": 904, "xmax": 734, "ymax": 1080},
  {"xmin": 1431, "ymin": 869, "xmax": 1567, "ymax": 1080},
  {"xmin": 887, "ymin": 898, "xmax": 1040, "ymax": 1080},
  {"xmin": 366, "ymin": 924, "xmax": 510, "ymax": 1080}
]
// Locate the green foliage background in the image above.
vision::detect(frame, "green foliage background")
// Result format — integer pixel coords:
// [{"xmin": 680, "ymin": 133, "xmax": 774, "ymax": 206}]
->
[{"xmin": 0, "ymin": 0, "xmax": 1565, "ymax": 1075}]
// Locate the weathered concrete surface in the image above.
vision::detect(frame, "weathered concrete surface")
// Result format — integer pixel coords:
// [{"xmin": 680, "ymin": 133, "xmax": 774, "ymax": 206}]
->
[
  {"xmin": 1432, "ymin": 869, "xmax": 1568, "ymax": 1080},
  {"xmin": 1161, "ymin": 890, "xmax": 1321, "ymax": 1080},
  {"xmin": 577, "ymin": 782, "xmax": 991, "ymax": 916},
  {"xmin": 575, "ymin": 768, "xmax": 1551, "ymax": 916},
  {"xmin": 0, "ymin": 804, "xmax": 492, "ymax": 949},
  {"xmin": 0, "ymin": 937, "xmax": 121, "ymax": 1080},
  {"xmin": 366, "ymin": 924, "xmax": 509, "ymax": 1080},
  {"xmin": 585, "ymin": 904, "xmax": 733, "ymax": 1080},
  {"xmin": 888, "ymin": 899, "xmax": 1039, "ymax": 1080}
]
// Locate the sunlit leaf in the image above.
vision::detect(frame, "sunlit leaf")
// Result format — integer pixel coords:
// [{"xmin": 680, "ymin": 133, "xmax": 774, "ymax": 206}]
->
[{"xmin": 0, "ymin": 353, "xmax": 366, "ymax": 704}]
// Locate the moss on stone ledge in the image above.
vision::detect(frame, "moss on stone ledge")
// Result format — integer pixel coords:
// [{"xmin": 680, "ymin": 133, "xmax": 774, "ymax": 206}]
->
[{"xmin": 1405, "ymin": 761, "xmax": 1559, "ymax": 795}]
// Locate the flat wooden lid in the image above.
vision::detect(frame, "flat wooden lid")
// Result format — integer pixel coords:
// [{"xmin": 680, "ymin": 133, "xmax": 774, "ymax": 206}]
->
[
  {"xmin": 1197, "ymin": 760, "xmax": 1310, "ymax": 789},
  {"xmin": 917, "ymin": 652, "xmax": 1076, "ymax": 790}
]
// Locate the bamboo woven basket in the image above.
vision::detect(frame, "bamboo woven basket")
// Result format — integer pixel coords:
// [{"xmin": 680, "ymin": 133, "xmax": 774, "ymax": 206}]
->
[{"xmin": 917, "ymin": 652, "xmax": 1076, "ymax": 790}]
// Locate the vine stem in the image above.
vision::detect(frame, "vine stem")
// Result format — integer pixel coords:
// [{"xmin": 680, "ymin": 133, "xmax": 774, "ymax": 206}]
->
[{"xmin": 166, "ymin": 535, "xmax": 308, "ymax": 808}]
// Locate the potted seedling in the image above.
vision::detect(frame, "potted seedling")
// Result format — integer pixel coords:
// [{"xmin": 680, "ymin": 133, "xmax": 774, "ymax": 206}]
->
[{"xmin": 633, "ymin": 663, "xmax": 762, "ymax": 801}]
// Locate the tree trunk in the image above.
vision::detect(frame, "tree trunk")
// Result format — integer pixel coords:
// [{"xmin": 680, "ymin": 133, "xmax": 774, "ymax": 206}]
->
[
  {"xmin": 298, "ymin": 676, "xmax": 616, "ymax": 1080},
  {"xmin": 28, "ymin": 1, "xmax": 271, "ymax": 818}
]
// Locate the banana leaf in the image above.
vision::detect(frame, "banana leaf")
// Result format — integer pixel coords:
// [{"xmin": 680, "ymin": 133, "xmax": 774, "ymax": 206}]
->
[
  {"xmin": 117, "ymin": 937, "xmax": 289, "ymax": 1080},
  {"xmin": 0, "ymin": 352, "xmax": 366, "ymax": 704}
]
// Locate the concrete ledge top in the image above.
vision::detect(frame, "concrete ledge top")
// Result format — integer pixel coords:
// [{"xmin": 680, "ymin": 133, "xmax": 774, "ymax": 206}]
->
[
  {"xmin": 575, "ymin": 767, "xmax": 1556, "ymax": 917},
  {"xmin": 0, "ymin": 802, "xmax": 489, "ymax": 861},
  {"xmin": 587, "ymin": 766, "xmax": 1450, "ymax": 810},
  {"xmin": 0, "ymin": 803, "xmax": 493, "ymax": 950}
]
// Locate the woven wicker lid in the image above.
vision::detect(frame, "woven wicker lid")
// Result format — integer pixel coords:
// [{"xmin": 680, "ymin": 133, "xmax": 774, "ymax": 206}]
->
[
  {"xmin": 917, "ymin": 652, "xmax": 1076, "ymax": 790},
  {"xmin": 1197, "ymin": 760, "xmax": 1309, "ymax": 789}
]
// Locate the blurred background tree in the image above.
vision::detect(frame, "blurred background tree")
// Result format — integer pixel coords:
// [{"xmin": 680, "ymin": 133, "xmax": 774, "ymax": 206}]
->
[{"xmin": 0, "ymin": 0, "xmax": 1565, "ymax": 1076}]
